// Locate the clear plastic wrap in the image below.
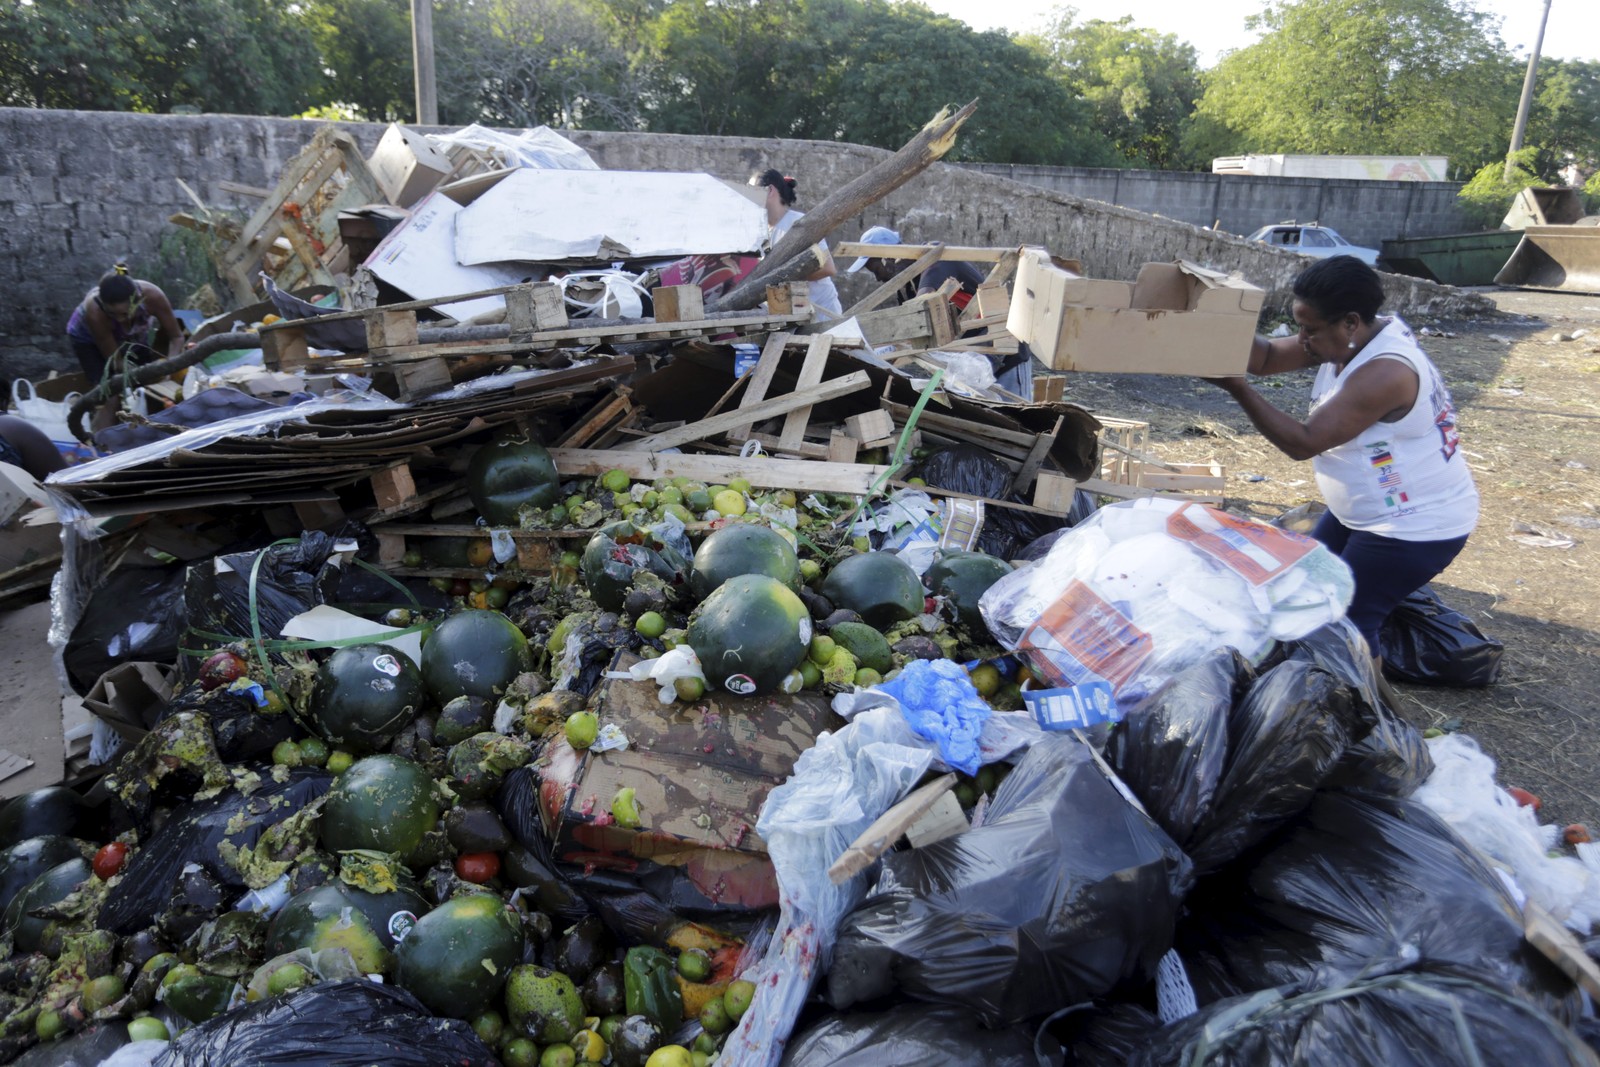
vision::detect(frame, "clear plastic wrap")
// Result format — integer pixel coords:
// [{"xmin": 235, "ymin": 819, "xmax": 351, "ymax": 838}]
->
[
  {"xmin": 980, "ymin": 499, "xmax": 1353, "ymax": 709},
  {"xmin": 423, "ymin": 124, "xmax": 599, "ymax": 171}
]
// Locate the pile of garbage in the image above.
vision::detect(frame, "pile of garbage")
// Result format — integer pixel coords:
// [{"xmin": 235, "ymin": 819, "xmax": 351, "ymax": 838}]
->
[{"xmin": 6, "ymin": 438, "xmax": 1599, "ymax": 1067}]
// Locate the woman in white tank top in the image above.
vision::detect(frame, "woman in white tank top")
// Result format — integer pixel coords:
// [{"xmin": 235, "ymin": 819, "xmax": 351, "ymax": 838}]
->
[{"xmin": 1209, "ymin": 255, "xmax": 1478, "ymax": 661}]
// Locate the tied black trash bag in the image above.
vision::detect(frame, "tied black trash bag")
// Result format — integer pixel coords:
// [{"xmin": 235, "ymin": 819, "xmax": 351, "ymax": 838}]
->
[
  {"xmin": 780, "ymin": 1005, "xmax": 1049, "ymax": 1067},
  {"xmin": 1183, "ymin": 660, "xmax": 1362, "ymax": 876},
  {"xmin": 152, "ymin": 979, "xmax": 500, "ymax": 1067},
  {"xmin": 1105, "ymin": 647, "xmax": 1256, "ymax": 849},
  {"xmin": 1378, "ymin": 584, "xmax": 1504, "ymax": 687},
  {"xmin": 1277, "ymin": 618, "xmax": 1433, "ymax": 796},
  {"xmin": 825, "ymin": 734, "xmax": 1193, "ymax": 1026},
  {"xmin": 1128, "ymin": 971, "xmax": 1595, "ymax": 1067},
  {"xmin": 917, "ymin": 444, "xmax": 1083, "ymax": 560},
  {"xmin": 180, "ymin": 532, "xmax": 344, "ymax": 684},
  {"xmin": 63, "ymin": 562, "xmax": 187, "ymax": 695},
  {"xmin": 1177, "ymin": 790, "xmax": 1578, "ymax": 1015},
  {"xmin": 156, "ymin": 683, "xmax": 295, "ymax": 765},
  {"xmin": 101, "ymin": 767, "xmax": 331, "ymax": 935}
]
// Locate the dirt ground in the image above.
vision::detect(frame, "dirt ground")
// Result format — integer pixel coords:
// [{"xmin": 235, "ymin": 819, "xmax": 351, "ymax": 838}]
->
[{"xmin": 1064, "ymin": 287, "xmax": 1600, "ymax": 833}]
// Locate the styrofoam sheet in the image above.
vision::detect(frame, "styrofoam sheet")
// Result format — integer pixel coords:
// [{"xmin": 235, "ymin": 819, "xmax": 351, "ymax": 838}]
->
[
  {"xmin": 365, "ymin": 192, "xmax": 532, "ymax": 320},
  {"xmin": 453, "ymin": 170, "xmax": 769, "ymax": 265}
]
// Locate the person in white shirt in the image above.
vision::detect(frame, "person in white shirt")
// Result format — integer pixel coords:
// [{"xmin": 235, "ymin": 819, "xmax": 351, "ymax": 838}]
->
[
  {"xmin": 754, "ymin": 169, "xmax": 842, "ymax": 317},
  {"xmin": 1210, "ymin": 255, "xmax": 1478, "ymax": 658}
]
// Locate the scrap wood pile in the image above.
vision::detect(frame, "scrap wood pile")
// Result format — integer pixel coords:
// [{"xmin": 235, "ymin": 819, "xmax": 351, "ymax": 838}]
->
[{"xmin": 6, "ymin": 114, "xmax": 1600, "ymax": 1067}]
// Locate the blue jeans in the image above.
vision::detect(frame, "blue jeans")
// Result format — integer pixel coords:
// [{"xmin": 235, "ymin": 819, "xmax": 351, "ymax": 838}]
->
[{"xmin": 1312, "ymin": 510, "xmax": 1469, "ymax": 655}]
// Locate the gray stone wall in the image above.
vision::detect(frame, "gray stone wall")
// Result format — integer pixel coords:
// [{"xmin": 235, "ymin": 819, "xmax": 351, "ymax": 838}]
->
[
  {"xmin": 0, "ymin": 109, "xmax": 1494, "ymax": 383},
  {"xmin": 959, "ymin": 162, "xmax": 1474, "ymax": 250}
]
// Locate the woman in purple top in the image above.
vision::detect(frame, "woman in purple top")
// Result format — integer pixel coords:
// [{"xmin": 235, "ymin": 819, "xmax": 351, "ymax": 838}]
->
[{"xmin": 64, "ymin": 267, "xmax": 186, "ymax": 382}]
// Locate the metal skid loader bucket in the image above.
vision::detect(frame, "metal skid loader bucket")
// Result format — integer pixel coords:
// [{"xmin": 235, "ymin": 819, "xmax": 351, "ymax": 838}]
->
[{"xmin": 1494, "ymin": 224, "xmax": 1600, "ymax": 294}]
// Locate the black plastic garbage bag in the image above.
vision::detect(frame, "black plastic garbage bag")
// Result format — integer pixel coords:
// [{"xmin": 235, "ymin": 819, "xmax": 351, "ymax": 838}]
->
[
  {"xmin": 1378, "ymin": 585, "xmax": 1504, "ymax": 687},
  {"xmin": 63, "ymin": 563, "xmax": 187, "ymax": 695},
  {"xmin": 1177, "ymin": 790, "xmax": 1578, "ymax": 1015},
  {"xmin": 101, "ymin": 767, "xmax": 331, "ymax": 935},
  {"xmin": 1105, "ymin": 647, "xmax": 1255, "ymax": 849},
  {"xmin": 1278, "ymin": 619, "xmax": 1433, "ymax": 796},
  {"xmin": 1051, "ymin": 1003, "xmax": 1162, "ymax": 1067},
  {"xmin": 11, "ymin": 1023, "xmax": 132, "ymax": 1067},
  {"xmin": 180, "ymin": 532, "xmax": 344, "ymax": 683},
  {"xmin": 156, "ymin": 684, "xmax": 296, "ymax": 766},
  {"xmin": 1184, "ymin": 661, "xmax": 1360, "ymax": 876},
  {"xmin": 780, "ymin": 1005, "xmax": 1048, "ymax": 1067},
  {"xmin": 825, "ymin": 734, "xmax": 1192, "ymax": 1026},
  {"xmin": 496, "ymin": 767, "xmax": 592, "ymax": 927},
  {"xmin": 1128, "ymin": 971, "xmax": 1594, "ymax": 1067},
  {"xmin": 152, "ymin": 979, "xmax": 499, "ymax": 1067},
  {"xmin": 917, "ymin": 444, "xmax": 1073, "ymax": 560}
]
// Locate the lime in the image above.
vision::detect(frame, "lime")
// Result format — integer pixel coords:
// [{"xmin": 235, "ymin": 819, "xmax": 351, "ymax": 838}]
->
[
  {"xmin": 297, "ymin": 737, "xmax": 330, "ymax": 766},
  {"xmin": 711, "ymin": 490, "xmax": 747, "ymax": 517},
  {"xmin": 503, "ymin": 1038, "xmax": 540, "ymax": 1067},
  {"xmin": 854, "ymin": 668, "xmax": 883, "ymax": 688},
  {"xmin": 727, "ymin": 477, "xmax": 752, "ymax": 495},
  {"xmin": 541, "ymin": 1044, "xmax": 578, "ymax": 1067},
  {"xmin": 723, "ymin": 978, "xmax": 756, "ymax": 1020},
  {"xmin": 686, "ymin": 489, "xmax": 712, "ymax": 513},
  {"xmin": 799, "ymin": 660, "xmax": 822, "ymax": 688},
  {"xmin": 565, "ymin": 711, "xmax": 600, "ymax": 750},
  {"xmin": 80, "ymin": 974, "xmax": 125, "ymax": 1013},
  {"xmin": 271, "ymin": 740, "xmax": 302, "ymax": 767},
  {"xmin": 673, "ymin": 676, "xmax": 705, "ymax": 702},
  {"xmin": 698, "ymin": 996, "xmax": 731, "ymax": 1034},
  {"xmin": 35, "ymin": 1010, "xmax": 64, "ymax": 1041},
  {"xmin": 126, "ymin": 1016, "xmax": 170, "ymax": 1042},
  {"xmin": 676, "ymin": 948, "xmax": 712, "ymax": 982},
  {"xmin": 612, "ymin": 787, "xmax": 642, "ymax": 828},
  {"xmin": 325, "ymin": 750, "xmax": 354, "ymax": 774},
  {"xmin": 472, "ymin": 1009, "xmax": 505, "ymax": 1046},
  {"xmin": 635, "ymin": 611, "xmax": 667, "ymax": 639},
  {"xmin": 646, "ymin": 1048, "xmax": 694, "ymax": 1067},
  {"xmin": 267, "ymin": 962, "xmax": 311, "ymax": 996},
  {"xmin": 601, "ymin": 469, "xmax": 631, "ymax": 493},
  {"xmin": 798, "ymin": 559, "xmax": 822, "ymax": 584},
  {"xmin": 969, "ymin": 664, "xmax": 1002, "ymax": 697},
  {"xmin": 659, "ymin": 486, "xmax": 684, "ymax": 506},
  {"xmin": 662, "ymin": 503, "xmax": 694, "ymax": 525},
  {"xmin": 808, "ymin": 635, "xmax": 837, "ymax": 666}
]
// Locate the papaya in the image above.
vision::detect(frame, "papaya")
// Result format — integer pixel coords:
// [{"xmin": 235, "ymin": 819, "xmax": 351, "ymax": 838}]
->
[
  {"xmin": 318, "ymin": 755, "xmax": 440, "ymax": 861},
  {"xmin": 820, "ymin": 552, "xmax": 924, "ymax": 628},
  {"xmin": 687, "ymin": 574, "xmax": 811, "ymax": 696},
  {"xmin": 420, "ymin": 610, "xmax": 531, "ymax": 704},
  {"xmin": 394, "ymin": 891, "xmax": 525, "ymax": 1018},
  {"xmin": 311, "ymin": 643, "xmax": 426, "ymax": 754},
  {"xmin": 467, "ymin": 436, "xmax": 561, "ymax": 526},
  {"xmin": 688, "ymin": 525, "xmax": 799, "ymax": 600}
]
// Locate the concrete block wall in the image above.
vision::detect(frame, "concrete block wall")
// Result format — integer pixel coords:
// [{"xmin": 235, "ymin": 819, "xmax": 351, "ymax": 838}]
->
[
  {"xmin": 961, "ymin": 162, "xmax": 1475, "ymax": 249},
  {"xmin": 0, "ymin": 109, "xmax": 1495, "ymax": 383}
]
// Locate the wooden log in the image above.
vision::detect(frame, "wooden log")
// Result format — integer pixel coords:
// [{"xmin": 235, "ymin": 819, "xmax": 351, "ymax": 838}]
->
[
  {"xmin": 714, "ymin": 100, "xmax": 979, "ymax": 311},
  {"xmin": 619, "ymin": 371, "xmax": 872, "ymax": 452}
]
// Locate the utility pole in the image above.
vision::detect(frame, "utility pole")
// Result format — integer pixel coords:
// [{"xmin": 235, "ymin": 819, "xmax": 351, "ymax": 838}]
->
[
  {"xmin": 412, "ymin": 0, "xmax": 438, "ymax": 126},
  {"xmin": 1505, "ymin": 0, "xmax": 1554, "ymax": 181}
]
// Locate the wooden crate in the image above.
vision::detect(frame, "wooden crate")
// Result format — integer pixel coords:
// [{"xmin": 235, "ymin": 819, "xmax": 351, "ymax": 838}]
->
[{"xmin": 1097, "ymin": 417, "xmax": 1150, "ymax": 486}]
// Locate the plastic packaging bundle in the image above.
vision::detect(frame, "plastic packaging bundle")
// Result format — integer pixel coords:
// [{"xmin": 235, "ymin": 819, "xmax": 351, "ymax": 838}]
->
[
  {"xmin": 423, "ymin": 123, "xmax": 599, "ymax": 172},
  {"xmin": 871, "ymin": 659, "xmax": 992, "ymax": 775},
  {"xmin": 1416, "ymin": 734, "xmax": 1600, "ymax": 932},
  {"xmin": 1377, "ymin": 584, "xmax": 1504, "ymax": 687},
  {"xmin": 825, "ymin": 734, "xmax": 1193, "ymax": 1026},
  {"xmin": 1176, "ymin": 790, "xmax": 1579, "ymax": 1015},
  {"xmin": 980, "ymin": 499, "xmax": 1353, "ymax": 709}
]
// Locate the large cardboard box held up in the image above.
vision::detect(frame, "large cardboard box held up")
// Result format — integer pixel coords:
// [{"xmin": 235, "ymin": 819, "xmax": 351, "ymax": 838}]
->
[
  {"xmin": 1008, "ymin": 249, "xmax": 1263, "ymax": 376},
  {"xmin": 367, "ymin": 124, "xmax": 454, "ymax": 208}
]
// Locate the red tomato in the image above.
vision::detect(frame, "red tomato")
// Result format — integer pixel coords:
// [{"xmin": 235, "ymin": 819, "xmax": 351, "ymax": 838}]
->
[
  {"xmin": 93, "ymin": 842, "xmax": 129, "ymax": 880},
  {"xmin": 1565, "ymin": 824, "xmax": 1592, "ymax": 846},
  {"xmin": 1507, "ymin": 786, "xmax": 1542, "ymax": 811},
  {"xmin": 197, "ymin": 650, "xmax": 247, "ymax": 692},
  {"xmin": 455, "ymin": 852, "xmax": 500, "ymax": 884}
]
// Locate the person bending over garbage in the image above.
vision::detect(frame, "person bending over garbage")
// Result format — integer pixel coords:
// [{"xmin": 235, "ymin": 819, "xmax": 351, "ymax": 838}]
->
[
  {"xmin": 1207, "ymin": 254, "xmax": 1479, "ymax": 663},
  {"xmin": 65, "ymin": 265, "xmax": 187, "ymax": 384}
]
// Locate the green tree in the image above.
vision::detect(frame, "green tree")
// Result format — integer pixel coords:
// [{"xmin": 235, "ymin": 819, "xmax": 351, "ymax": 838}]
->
[
  {"xmin": 1528, "ymin": 59, "xmax": 1600, "ymax": 176},
  {"xmin": 0, "ymin": 0, "xmax": 324, "ymax": 115},
  {"xmin": 1030, "ymin": 7, "xmax": 1203, "ymax": 169},
  {"xmin": 1456, "ymin": 147, "xmax": 1544, "ymax": 228},
  {"xmin": 438, "ymin": 0, "xmax": 646, "ymax": 128},
  {"xmin": 303, "ymin": 0, "xmax": 416, "ymax": 123},
  {"xmin": 1193, "ymin": 0, "xmax": 1518, "ymax": 174}
]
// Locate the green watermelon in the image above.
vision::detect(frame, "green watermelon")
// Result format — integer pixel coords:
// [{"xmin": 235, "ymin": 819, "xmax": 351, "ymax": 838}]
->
[
  {"xmin": 820, "ymin": 552, "xmax": 924, "ymax": 628},
  {"xmin": 467, "ymin": 436, "xmax": 561, "ymax": 526},
  {"xmin": 0, "ymin": 835, "xmax": 83, "ymax": 915},
  {"xmin": 318, "ymin": 755, "xmax": 440, "ymax": 860},
  {"xmin": 0, "ymin": 788, "xmax": 92, "ymax": 850},
  {"xmin": 266, "ymin": 881, "xmax": 429, "ymax": 972},
  {"xmin": 688, "ymin": 525, "xmax": 799, "ymax": 600},
  {"xmin": 311, "ymin": 643, "xmax": 426, "ymax": 753},
  {"xmin": 687, "ymin": 574, "xmax": 811, "ymax": 695},
  {"xmin": 925, "ymin": 550, "xmax": 1013, "ymax": 623},
  {"xmin": 394, "ymin": 891, "xmax": 526, "ymax": 1018},
  {"xmin": 3, "ymin": 857, "xmax": 90, "ymax": 954},
  {"xmin": 420, "ymin": 610, "xmax": 531, "ymax": 704}
]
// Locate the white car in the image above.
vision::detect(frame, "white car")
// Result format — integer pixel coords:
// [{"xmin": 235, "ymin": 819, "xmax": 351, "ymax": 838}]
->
[{"xmin": 1246, "ymin": 223, "xmax": 1381, "ymax": 266}]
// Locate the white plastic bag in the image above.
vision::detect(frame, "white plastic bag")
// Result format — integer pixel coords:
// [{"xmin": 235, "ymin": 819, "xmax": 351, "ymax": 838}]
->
[
  {"xmin": 558, "ymin": 269, "xmax": 649, "ymax": 319},
  {"xmin": 9, "ymin": 378, "xmax": 95, "ymax": 464},
  {"xmin": 424, "ymin": 124, "xmax": 598, "ymax": 172},
  {"xmin": 979, "ymin": 498, "xmax": 1353, "ymax": 709}
]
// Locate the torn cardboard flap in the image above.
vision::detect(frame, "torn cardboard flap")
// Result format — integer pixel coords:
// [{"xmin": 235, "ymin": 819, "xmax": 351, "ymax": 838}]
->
[
  {"xmin": 82, "ymin": 662, "xmax": 176, "ymax": 743},
  {"xmin": 365, "ymin": 192, "xmax": 533, "ymax": 321}
]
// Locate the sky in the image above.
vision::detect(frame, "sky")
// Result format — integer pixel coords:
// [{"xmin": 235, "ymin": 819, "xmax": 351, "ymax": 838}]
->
[{"xmin": 913, "ymin": 0, "xmax": 1599, "ymax": 66}]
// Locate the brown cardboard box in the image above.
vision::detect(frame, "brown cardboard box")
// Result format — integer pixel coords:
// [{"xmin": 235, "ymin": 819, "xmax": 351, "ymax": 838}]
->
[
  {"xmin": 82, "ymin": 662, "xmax": 175, "ymax": 743},
  {"xmin": 367, "ymin": 124, "xmax": 454, "ymax": 208},
  {"xmin": 533, "ymin": 652, "xmax": 844, "ymax": 911},
  {"xmin": 1008, "ymin": 248, "xmax": 1263, "ymax": 376}
]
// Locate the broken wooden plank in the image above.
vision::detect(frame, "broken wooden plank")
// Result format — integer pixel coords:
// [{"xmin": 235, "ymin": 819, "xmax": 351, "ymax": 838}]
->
[
  {"xmin": 551, "ymin": 448, "xmax": 893, "ymax": 496},
  {"xmin": 775, "ymin": 335, "xmax": 836, "ymax": 452},
  {"xmin": 554, "ymin": 388, "xmax": 634, "ymax": 448},
  {"xmin": 841, "ymin": 244, "xmax": 945, "ymax": 318},
  {"xmin": 619, "ymin": 371, "xmax": 871, "ymax": 452},
  {"xmin": 829, "ymin": 773, "xmax": 958, "ymax": 884},
  {"xmin": 1007, "ymin": 421, "xmax": 1060, "ymax": 498}
]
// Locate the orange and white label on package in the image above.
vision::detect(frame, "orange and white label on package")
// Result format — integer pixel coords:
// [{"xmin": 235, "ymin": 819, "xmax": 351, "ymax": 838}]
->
[
  {"xmin": 1018, "ymin": 579, "xmax": 1154, "ymax": 691},
  {"xmin": 1165, "ymin": 503, "xmax": 1316, "ymax": 586}
]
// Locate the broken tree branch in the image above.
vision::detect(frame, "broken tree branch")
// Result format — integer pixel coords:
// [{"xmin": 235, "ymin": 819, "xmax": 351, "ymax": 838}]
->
[{"xmin": 711, "ymin": 99, "xmax": 979, "ymax": 312}]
